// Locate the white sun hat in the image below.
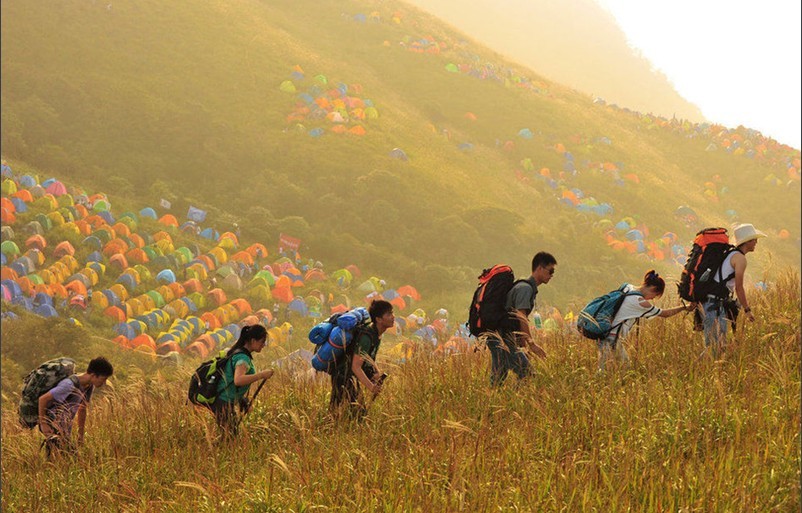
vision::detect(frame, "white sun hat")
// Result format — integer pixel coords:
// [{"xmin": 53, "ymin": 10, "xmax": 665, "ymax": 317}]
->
[{"xmin": 733, "ymin": 223, "xmax": 767, "ymax": 246}]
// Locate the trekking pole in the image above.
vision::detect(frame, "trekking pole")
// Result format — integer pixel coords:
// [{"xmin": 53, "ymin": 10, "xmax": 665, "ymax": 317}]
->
[{"xmin": 235, "ymin": 378, "xmax": 268, "ymax": 430}]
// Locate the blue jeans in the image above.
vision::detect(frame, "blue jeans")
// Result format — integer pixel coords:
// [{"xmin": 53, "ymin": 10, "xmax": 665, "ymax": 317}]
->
[
  {"xmin": 487, "ymin": 334, "xmax": 531, "ymax": 386},
  {"xmin": 702, "ymin": 299, "xmax": 729, "ymax": 357}
]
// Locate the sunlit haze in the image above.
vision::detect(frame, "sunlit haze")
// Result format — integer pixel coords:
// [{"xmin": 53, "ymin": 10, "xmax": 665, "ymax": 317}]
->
[{"xmin": 597, "ymin": 0, "xmax": 801, "ymax": 149}]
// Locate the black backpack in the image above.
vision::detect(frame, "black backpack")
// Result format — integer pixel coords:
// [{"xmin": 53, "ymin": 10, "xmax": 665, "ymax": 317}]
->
[
  {"xmin": 468, "ymin": 265, "xmax": 530, "ymax": 336},
  {"xmin": 188, "ymin": 348, "xmax": 247, "ymax": 409},
  {"xmin": 677, "ymin": 227, "xmax": 739, "ymax": 302}
]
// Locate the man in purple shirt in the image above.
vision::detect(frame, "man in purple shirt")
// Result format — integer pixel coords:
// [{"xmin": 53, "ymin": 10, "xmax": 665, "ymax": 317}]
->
[{"xmin": 38, "ymin": 356, "xmax": 113, "ymax": 457}]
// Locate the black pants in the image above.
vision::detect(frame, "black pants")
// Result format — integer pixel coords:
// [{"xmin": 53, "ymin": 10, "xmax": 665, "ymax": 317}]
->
[
  {"xmin": 329, "ymin": 366, "xmax": 369, "ymax": 420},
  {"xmin": 211, "ymin": 397, "xmax": 240, "ymax": 438}
]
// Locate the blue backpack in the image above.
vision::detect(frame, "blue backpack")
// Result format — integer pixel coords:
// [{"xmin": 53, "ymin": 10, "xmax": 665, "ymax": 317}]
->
[
  {"xmin": 577, "ymin": 285, "xmax": 643, "ymax": 340},
  {"xmin": 309, "ymin": 308, "xmax": 370, "ymax": 373}
]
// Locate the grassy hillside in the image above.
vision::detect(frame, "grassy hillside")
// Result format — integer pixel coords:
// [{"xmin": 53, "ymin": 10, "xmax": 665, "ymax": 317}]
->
[
  {"xmin": 1, "ymin": 0, "xmax": 800, "ymax": 315},
  {"xmin": 1, "ymin": 272, "xmax": 799, "ymax": 511}
]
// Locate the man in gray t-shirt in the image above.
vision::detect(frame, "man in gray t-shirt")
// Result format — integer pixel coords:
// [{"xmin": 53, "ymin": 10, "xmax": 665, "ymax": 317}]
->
[
  {"xmin": 38, "ymin": 357, "xmax": 113, "ymax": 457},
  {"xmin": 487, "ymin": 252, "xmax": 556, "ymax": 386}
]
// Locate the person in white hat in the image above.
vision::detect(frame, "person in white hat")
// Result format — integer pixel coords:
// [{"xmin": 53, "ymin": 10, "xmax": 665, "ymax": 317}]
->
[{"xmin": 701, "ymin": 223, "xmax": 766, "ymax": 357}]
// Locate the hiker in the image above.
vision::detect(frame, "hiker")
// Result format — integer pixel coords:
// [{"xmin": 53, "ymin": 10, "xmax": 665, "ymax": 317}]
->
[
  {"xmin": 213, "ymin": 325, "xmax": 274, "ymax": 438},
  {"xmin": 330, "ymin": 299, "xmax": 394, "ymax": 420},
  {"xmin": 699, "ymin": 223, "xmax": 765, "ymax": 357},
  {"xmin": 38, "ymin": 356, "xmax": 113, "ymax": 458},
  {"xmin": 490, "ymin": 252, "xmax": 555, "ymax": 387},
  {"xmin": 596, "ymin": 270, "xmax": 693, "ymax": 372}
]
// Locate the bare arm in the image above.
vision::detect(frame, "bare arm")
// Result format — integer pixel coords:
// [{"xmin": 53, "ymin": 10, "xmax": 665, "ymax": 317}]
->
[
  {"xmin": 233, "ymin": 363, "xmax": 273, "ymax": 387},
  {"xmin": 731, "ymin": 252, "xmax": 753, "ymax": 321},
  {"xmin": 516, "ymin": 310, "xmax": 546, "ymax": 358},
  {"xmin": 38, "ymin": 392, "xmax": 56, "ymax": 435},
  {"xmin": 76, "ymin": 401, "xmax": 87, "ymax": 443},
  {"xmin": 351, "ymin": 354, "xmax": 379, "ymax": 394}
]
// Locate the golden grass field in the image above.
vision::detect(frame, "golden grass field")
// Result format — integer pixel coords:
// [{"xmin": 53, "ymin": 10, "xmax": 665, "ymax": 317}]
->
[{"xmin": 2, "ymin": 271, "xmax": 799, "ymax": 512}]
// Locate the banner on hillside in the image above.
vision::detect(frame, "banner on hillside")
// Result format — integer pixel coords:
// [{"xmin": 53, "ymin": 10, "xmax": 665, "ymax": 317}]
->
[
  {"xmin": 159, "ymin": 198, "xmax": 172, "ymax": 210},
  {"xmin": 278, "ymin": 233, "xmax": 301, "ymax": 253},
  {"xmin": 187, "ymin": 205, "xmax": 207, "ymax": 223}
]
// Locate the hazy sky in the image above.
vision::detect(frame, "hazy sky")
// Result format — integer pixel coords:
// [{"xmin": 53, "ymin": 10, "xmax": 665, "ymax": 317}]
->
[{"xmin": 597, "ymin": 0, "xmax": 801, "ymax": 149}]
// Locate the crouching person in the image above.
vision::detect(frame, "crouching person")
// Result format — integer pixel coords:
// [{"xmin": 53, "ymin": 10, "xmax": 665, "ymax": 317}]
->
[
  {"xmin": 38, "ymin": 356, "xmax": 114, "ymax": 458},
  {"xmin": 330, "ymin": 300, "xmax": 394, "ymax": 421}
]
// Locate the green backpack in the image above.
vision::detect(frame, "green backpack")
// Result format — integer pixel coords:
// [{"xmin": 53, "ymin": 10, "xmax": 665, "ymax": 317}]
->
[{"xmin": 18, "ymin": 357, "xmax": 79, "ymax": 429}]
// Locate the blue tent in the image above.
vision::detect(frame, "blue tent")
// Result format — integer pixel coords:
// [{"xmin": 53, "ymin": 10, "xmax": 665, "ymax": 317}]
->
[
  {"xmin": 87, "ymin": 262, "xmax": 105, "ymax": 276},
  {"xmin": 225, "ymin": 323, "xmax": 241, "ymax": 339},
  {"xmin": 86, "ymin": 251, "xmax": 103, "ymax": 263},
  {"xmin": 12, "ymin": 295, "xmax": 34, "ymax": 310},
  {"xmin": 116, "ymin": 274, "xmax": 137, "ymax": 292},
  {"xmin": 102, "ymin": 289, "xmax": 121, "ymax": 307},
  {"xmin": 309, "ymin": 128, "xmax": 324, "ymax": 138},
  {"xmin": 97, "ymin": 210, "xmax": 115, "ymax": 224},
  {"xmin": 288, "ymin": 298, "xmax": 308, "ymax": 316},
  {"xmin": 156, "ymin": 269, "xmax": 176, "ymax": 284},
  {"xmin": 20, "ymin": 175, "xmax": 37, "ymax": 187},
  {"xmin": 41, "ymin": 178, "xmax": 57, "ymax": 188},
  {"xmin": 1, "ymin": 164, "xmax": 12, "ymax": 178},
  {"xmin": 458, "ymin": 142, "xmax": 474, "ymax": 151},
  {"xmin": 82, "ymin": 236, "xmax": 103, "ymax": 251},
  {"xmin": 34, "ymin": 304, "xmax": 58, "ymax": 317},
  {"xmin": 625, "ymin": 229, "xmax": 644, "ymax": 241},
  {"xmin": 140, "ymin": 207, "xmax": 157, "ymax": 219},
  {"xmin": 199, "ymin": 228, "xmax": 219, "ymax": 240},
  {"xmin": 9, "ymin": 260, "xmax": 29, "ymax": 277},
  {"xmin": 517, "ymin": 128, "xmax": 534, "ymax": 139},
  {"xmin": 2, "ymin": 279, "xmax": 22, "ymax": 299},
  {"xmin": 564, "ymin": 152, "xmax": 574, "ymax": 161},
  {"xmin": 179, "ymin": 297, "xmax": 198, "ymax": 313},
  {"xmin": 114, "ymin": 323, "xmax": 137, "ymax": 339},
  {"xmin": 33, "ymin": 292, "xmax": 54, "ymax": 307},
  {"xmin": 11, "ymin": 197, "xmax": 28, "ymax": 213}
]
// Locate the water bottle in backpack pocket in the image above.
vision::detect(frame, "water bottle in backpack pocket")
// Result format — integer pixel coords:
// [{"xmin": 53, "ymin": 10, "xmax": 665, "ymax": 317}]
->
[
  {"xmin": 18, "ymin": 357, "xmax": 78, "ymax": 429},
  {"xmin": 576, "ymin": 285, "xmax": 642, "ymax": 340},
  {"xmin": 188, "ymin": 350, "xmax": 240, "ymax": 409}
]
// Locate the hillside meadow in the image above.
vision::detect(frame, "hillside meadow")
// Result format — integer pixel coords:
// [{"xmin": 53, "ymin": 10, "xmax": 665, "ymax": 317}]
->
[{"xmin": 2, "ymin": 270, "xmax": 799, "ymax": 512}]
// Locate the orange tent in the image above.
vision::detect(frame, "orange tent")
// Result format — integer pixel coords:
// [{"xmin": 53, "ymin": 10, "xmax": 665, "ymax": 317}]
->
[
  {"xmin": 230, "ymin": 298, "xmax": 253, "ymax": 316},
  {"xmin": 157, "ymin": 341, "xmax": 180, "ymax": 355},
  {"xmin": 50, "ymin": 283, "xmax": 69, "ymax": 298},
  {"xmin": 185, "ymin": 341, "xmax": 209, "ymax": 358},
  {"xmin": 74, "ymin": 220, "xmax": 92, "ymax": 236},
  {"xmin": 272, "ymin": 286, "xmax": 294, "ymax": 303},
  {"xmin": 158, "ymin": 214, "xmax": 179, "ymax": 227},
  {"xmin": 153, "ymin": 231, "xmax": 173, "ymax": 243},
  {"xmin": 111, "ymin": 222, "xmax": 131, "ymax": 238},
  {"xmin": 65, "ymin": 280, "xmax": 87, "ymax": 296},
  {"xmin": 129, "ymin": 233, "xmax": 145, "ymax": 248},
  {"xmin": 131, "ymin": 334, "xmax": 156, "ymax": 351},
  {"xmin": 230, "ymin": 251, "xmax": 254, "ymax": 265},
  {"xmin": 348, "ymin": 125, "xmax": 366, "ymax": 136},
  {"xmin": 201, "ymin": 312, "xmax": 221, "ymax": 330},
  {"xmin": 245, "ymin": 243, "xmax": 268, "ymax": 259},
  {"xmin": 109, "ymin": 254, "xmax": 128, "ymax": 270},
  {"xmin": 1, "ymin": 267, "xmax": 18, "ymax": 281},
  {"xmin": 25, "ymin": 235, "xmax": 47, "ymax": 251},
  {"xmin": 53, "ymin": 241, "xmax": 76, "ymax": 258},
  {"xmin": 168, "ymin": 282, "xmax": 187, "ymax": 298},
  {"xmin": 207, "ymin": 288, "xmax": 227, "ymax": 307},
  {"xmin": 114, "ymin": 335, "xmax": 130, "ymax": 349},
  {"xmin": 103, "ymin": 306, "xmax": 127, "ymax": 323},
  {"xmin": 183, "ymin": 279, "xmax": 204, "ymax": 294},
  {"xmin": 12, "ymin": 189, "xmax": 33, "ymax": 202},
  {"xmin": 126, "ymin": 248, "xmax": 149, "ymax": 264}
]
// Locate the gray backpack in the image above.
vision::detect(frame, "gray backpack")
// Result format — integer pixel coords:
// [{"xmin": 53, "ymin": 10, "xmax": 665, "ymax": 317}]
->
[{"xmin": 18, "ymin": 357, "xmax": 78, "ymax": 429}]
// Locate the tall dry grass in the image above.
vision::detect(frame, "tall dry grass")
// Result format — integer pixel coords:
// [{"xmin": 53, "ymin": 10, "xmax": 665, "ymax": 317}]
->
[{"xmin": 2, "ymin": 272, "xmax": 799, "ymax": 512}]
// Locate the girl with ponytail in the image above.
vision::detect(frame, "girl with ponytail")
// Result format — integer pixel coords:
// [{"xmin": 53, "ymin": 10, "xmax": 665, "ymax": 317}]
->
[
  {"xmin": 597, "ymin": 270, "xmax": 694, "ymax": 371},
  {"xmin": 214, "ymin": 324, "xmax": 274, "ymax": 437}
]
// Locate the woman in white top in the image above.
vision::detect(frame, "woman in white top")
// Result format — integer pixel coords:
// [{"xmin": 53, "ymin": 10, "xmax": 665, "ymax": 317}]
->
[{"xmin": 598, "ymin": 270, "xmax": 694, "ymax": 371}]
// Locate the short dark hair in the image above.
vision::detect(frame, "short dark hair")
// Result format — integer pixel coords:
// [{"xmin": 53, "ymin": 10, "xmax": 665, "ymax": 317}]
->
[
  {"xmin": 531, "ymin": 252, "xmax": 557, "ymax": 272},
  {"xmin": 368, "ymin": 299, "xmax": 393, "ymax": 323},
  {"xmin": 87, "ymin": 356, "xmax": 114, "ymax": 377}
]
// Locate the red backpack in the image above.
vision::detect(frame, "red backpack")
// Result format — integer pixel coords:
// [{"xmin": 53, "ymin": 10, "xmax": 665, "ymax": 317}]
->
[{"xmin": 677, "ymin": 227, "xmax": 739, "ymax": 301}]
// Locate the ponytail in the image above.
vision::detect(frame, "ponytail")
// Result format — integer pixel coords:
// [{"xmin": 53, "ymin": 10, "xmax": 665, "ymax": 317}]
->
[
  {"xmin": 642, "ymin": 269, "xmax": 665, "ymax": 296},
  {"xmin": 227, "ymin": 324, "xmax": 267, "ymax": 356}
]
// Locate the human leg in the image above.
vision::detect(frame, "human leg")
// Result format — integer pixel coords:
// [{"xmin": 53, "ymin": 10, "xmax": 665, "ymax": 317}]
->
[
  {"xmin": 487, "ymin": 335, "xmax": 511, "ymax": 387},
  {"xmin": 702, "ymin": 300, "xmax": 728, "ymax": 358},
  {"xmin": 212, "ymin": 398, "xmax": 239, "ymax": 439}
]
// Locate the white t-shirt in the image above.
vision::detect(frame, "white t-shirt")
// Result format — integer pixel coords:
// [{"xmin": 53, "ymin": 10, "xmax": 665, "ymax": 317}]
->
[
  {"xmin": 608, "ymin": 284, "xmax": 662, "ymax": 340},
  {"xmin": 713, "ymin": 251, "xmax": 737, "ymax": 292}
]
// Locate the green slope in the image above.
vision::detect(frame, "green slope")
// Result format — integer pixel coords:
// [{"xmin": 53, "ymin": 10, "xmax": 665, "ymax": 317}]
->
[{"xmin": 2, "ymin": 0, "xmax": 799, "ymax": 312}]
